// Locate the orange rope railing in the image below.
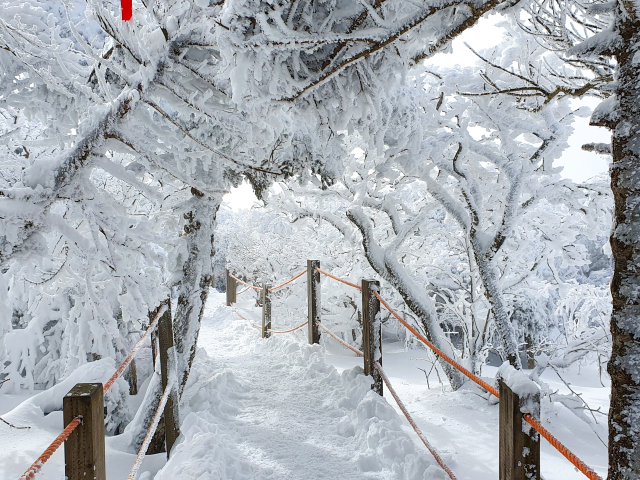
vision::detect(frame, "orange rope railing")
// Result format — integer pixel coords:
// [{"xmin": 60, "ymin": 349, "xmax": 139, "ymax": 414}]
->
[
  {"xmin": 373, "ymin": 291, "xmax": 603, "ymax": 480},
  {"xmin": 228, "ymin": 274, "xmax": 262, "ymax": 290},
  {"xmin": 19, "ymin": 304, "xmax": 167, "ymax": 480},
  {"xmin": 313, "ymin": 321, "xmax": 456, "ymax": 480},
  {"xmin": 523, "ymin": 413, "xmax": 603, "ymax": 480},
  {"xmin": 374, "ymin": 361, "xmax": 458, "ymax": 480},
  {"xmin": 229, "ymin": 270, "xmax": 307, "ymax": 294},
  {"xmin": 18, "ymin": 416, "xmax": 82, "ymax": 480},
  {"xmin": 315, "ymin": 268, "xmax": 362, "ymax": 290},
  {"xmin": 268, "ymin": 321, "xmax": 308, "ymax": 334},
  {"xmin": 235, "ymin": 310, "xmax": 263, "ymax": 330},
  {"xmin": 236, "ymin": 309, "xmax": 307, "ymax": 334},
  {"xmin": 372, "ymin": 292, "xmax": 498, "ymax": 396},
  {"xmin": 236, "ymin": 286, "xmax": 252, "ymax": 296},
  {"xmin": 214, "ymin": 270, "xmax": 226, "ymax": 278},
  {"xmin": 316, "ymin": 321, "xmax": 365, "ymax": 357},
  {"xmin": 103, "ymin": 304, "xmax": 167, "ymax": 393},
  {"xmin": 126, "ymin": 385, "xmax": 170, "ymax": 480},
  {"xmin": 269, "ymin": 269, "xmax": 307, "ymax": 291}
]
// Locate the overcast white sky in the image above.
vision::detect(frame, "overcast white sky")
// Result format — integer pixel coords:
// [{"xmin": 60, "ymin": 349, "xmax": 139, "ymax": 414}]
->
[{"xmin": 225, "ymin": 18, "xmax": 610, "ymax": 209}]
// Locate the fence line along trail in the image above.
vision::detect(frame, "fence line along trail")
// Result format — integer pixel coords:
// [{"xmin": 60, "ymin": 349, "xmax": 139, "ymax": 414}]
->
[
  {"xmin": 157, "ymin": 292, "xmax": 446, "ymax": 480},
  {"xmin": 2, "ymin": 266, "xmax": 606, "ymax": 480}
]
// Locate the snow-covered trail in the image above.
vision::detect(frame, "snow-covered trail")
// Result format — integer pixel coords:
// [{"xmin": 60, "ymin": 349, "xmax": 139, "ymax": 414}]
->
[
  {"xmin": 156, "ymin": 292, "xmax": 443, "ymax": 480},
  {"xmin": 0, "ymin": 289, "xmax": 608, "ymax": 480},
  {"xmin": 161, "ymin": 290, "xmax": 608, "ymax": 480}
]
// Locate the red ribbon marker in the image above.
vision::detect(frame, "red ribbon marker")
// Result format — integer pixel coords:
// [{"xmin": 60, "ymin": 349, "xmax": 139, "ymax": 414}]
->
[{"xmin": 122, "ymin": 0, "xmax": 132, "ymax": 21}]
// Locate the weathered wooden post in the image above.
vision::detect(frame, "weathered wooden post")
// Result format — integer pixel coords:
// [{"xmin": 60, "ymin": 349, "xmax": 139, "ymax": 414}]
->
[
  {"xmin": 158, "ymin": 301, "xmax": 180, "ymax": 457},
  {"xmin": 262, "ymin": 284, "xmax": 271, "ymax": 338},
  {"xmin": 147, "ymin": 300, "xmax": 180, "ymax": 457},
  {"xmin": 362, "ymin": 279, "xmax": 382, "ymax": 395},
  {"xmin": 498, "ymin": 365, "xmax": 540, "ymax": 480},
  {"xmin": 226, "ymin": 271, "xmax": 237, "ymax": 306},
  {"xmin": 307, "ymin": 260, "xmax": 321, "ymax": 344},
  {"xmin": 64, "ymin": 383, "xmax": 106, "ymax": 480}
]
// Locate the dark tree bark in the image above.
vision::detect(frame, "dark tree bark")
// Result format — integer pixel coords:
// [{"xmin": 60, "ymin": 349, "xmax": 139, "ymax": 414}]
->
[
  {"xmin": 605, "ymin": 5, "xmax": 640, "ymax": 477},
  {"xmin": 173, "ymin": 189, "xmax": 221, "ymax": 397}
]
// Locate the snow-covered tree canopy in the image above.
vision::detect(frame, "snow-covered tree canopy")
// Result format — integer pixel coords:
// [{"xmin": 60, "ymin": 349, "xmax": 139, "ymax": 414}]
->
[
  {"xmin": 3, "ymin": 0, "xmax": 640, "ymax": 475},
  {"xmin": 251, "ymin": 52, "xmax": 611, "ymax": 379},
  {"xmin": 1, "ymin": 0, "xmax": 563, "ymax": 399}
]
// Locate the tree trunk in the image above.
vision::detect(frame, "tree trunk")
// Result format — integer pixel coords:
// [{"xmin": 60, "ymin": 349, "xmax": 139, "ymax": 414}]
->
[
  {"xmin": 474, "ymin": 250, "xmax": 522, "ymax": 369},
  {"xmin": 607, "ymin": 6, "xmax": 640, "ymax": 477},
  {"xmin": 347, "ymin": 207, "xmax": 466, "ymax": 389},
  {"xmin": 173, "ymin": 189, "xmax": 221, "ymax": 397}
]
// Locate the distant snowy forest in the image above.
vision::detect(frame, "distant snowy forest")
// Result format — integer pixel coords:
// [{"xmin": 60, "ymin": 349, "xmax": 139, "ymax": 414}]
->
[{"xmin": 0, "ymin": 0, "xmax": 638, "ymax": 478}]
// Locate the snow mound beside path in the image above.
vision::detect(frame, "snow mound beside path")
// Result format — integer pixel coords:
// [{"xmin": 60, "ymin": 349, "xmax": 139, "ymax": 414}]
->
[{"xmin": 155, "ymin": 292, "xmax": 445, "ymax": 480}]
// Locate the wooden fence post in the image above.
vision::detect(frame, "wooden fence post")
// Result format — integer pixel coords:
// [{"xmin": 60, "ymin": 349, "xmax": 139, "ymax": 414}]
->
[
  {"xmin": 362, "ymin": 279, "xmax": 382, "ymax": 396},
  {"xmin": 307, "ymin": 260, "xmax": 321, "ymax": 344},
  {"xmin": 64, "ymin": 383, "xmax": 106, "ymax": 480},
  {"xmin": 262, "ymin": 284, "xmax": 271, "ymax": 338},
  {"xmin": 226, "ymin": 271, "xmax": 237, "ymax": 306},
  {"xmin": 147, "ymin": 299, "xmax": 180, "ymax": 457},
  {"xmin": 499, "ymin": 370, "xmax": 540, "ymax": 480},
  {"xmin": 158, "ymin": 301, "xmax": 180, "ymax": 458}
]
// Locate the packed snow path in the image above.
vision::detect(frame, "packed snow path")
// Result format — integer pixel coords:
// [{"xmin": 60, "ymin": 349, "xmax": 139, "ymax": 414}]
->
[{"xmin": 157, "ymin": 292, "xmax": 443, "ymax": 479}]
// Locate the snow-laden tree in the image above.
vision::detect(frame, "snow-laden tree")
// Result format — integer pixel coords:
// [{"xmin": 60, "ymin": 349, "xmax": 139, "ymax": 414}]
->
[
  {"xmin": 468, "ymin": 2, "xmax": 637, "ymax": 473},
  {"xmin": 0, "ymin": 0, "xmax": 529, "ymax": 271},
  {"xmin": 0, "ymin": 0, "xmax": 545, "ymax": 410},
  {"xmin": 261, "ymin": 49, "xmax": 611, "ymax": 384},
  {"xmin": 1, "ymin": 0, "xmax": 636, "ymax": 470},
  {"xmin": 0, "ymin": 127, "xmax": 180, "ymax": 431},
  {"xmin": 398, "ymin": 61, "xmax": 601, "ymax": 369}
]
